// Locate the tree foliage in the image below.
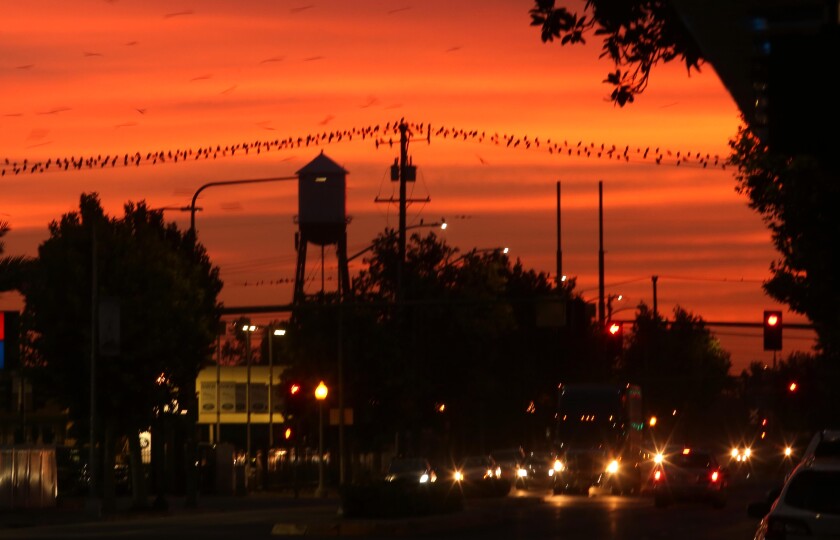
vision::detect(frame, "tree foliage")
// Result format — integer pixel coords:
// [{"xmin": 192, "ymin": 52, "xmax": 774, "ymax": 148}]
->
[
  {"xmin": 729, "ymin": 125, "xmax": 840, "ymax": 361},
  {"xmin": 286, "ymin": 229, "xmax": 599, "ymax": 459},
  {"xmin": 0, "ymin": 220, "xmax": 32, "ymax": 292},
  {"xmin": 20, "ymin": 193, "xmax": 223, "ymax": 499},
  {"xmin": 618, "ymin": 303, "xmax": 732, "ymax": 439},
  {"xmin": 529, "ymin": 0, "xmax": 703, "ymax": 106}
]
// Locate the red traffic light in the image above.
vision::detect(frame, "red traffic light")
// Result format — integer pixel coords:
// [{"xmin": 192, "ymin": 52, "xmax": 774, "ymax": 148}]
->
[
  {"xmin": 608, "ymin": 322, "xmax": 622, "ymax": 335},
  {"xmin": 289, "ymin": 383, "xmax": 301, "ymax": 395},
  {"xmin": 763, "ymin": 310, "xmax": 783, "ymax": 351}
]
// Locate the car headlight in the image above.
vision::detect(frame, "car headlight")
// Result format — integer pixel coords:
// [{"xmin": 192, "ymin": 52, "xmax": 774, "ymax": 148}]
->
[
  {"xmin": 517, "ymin": 467, "xmax": 528, "ymax": 477},
  {"xmin": 553, "ymin": 459, "xmax": 564, "ymax": 472},
  {"xmin": 454, "ymin": 471, "xmax": 463, "ymax": 482},
  {"xmin": 420, "ymin": 473, "xmax": 430, "ymax": 483},
  {"xmin": 485, "ymin": 468, "xmax": 494, "ymax": 478},
  {"xmin": 385, "ymin": 474, "xmax": 397, "ymax": 482},
  {"xmin": 606, "ymin": 460, "xmax": 620, "ymax": 474},
  {"xmin": 495, "ymin": 466, "xmax": 502, "ymax": 477}
]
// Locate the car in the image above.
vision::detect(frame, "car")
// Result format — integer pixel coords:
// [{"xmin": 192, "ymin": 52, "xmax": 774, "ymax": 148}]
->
[
  {"xmin": 522, "ymin": 451, "xmax": 558, "ymax": 490},
  {"xmin": 748, "ymin": 457, "xmax": 840, "ymax": 539},
  {"xmin": 453, "ymin": 455, "xmax": 509, "ymax": 497},
  {"xmin": 801, "ymin": 429, "xmax": 840, "ymax": 461},
  {"xmin": 384, "ymin": 457, "xmax": 437, "ymax": 485},
  {"xmin": 490, "ymin": 447, "xmax": 527, "ymax": 489},
  {"xmin": 553, "ymin": 447, "xmax": 609, "ymax": 495},
  {"xmin": 651, "ymin": 447, "xmax": 729, "ymax": 508},
  {"xmin": 455, "ymin": 455, "xmax": 497, "ymax": 484}
]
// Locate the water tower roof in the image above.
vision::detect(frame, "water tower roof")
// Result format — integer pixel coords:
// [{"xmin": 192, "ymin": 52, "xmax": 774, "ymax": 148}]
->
[{"xmin": 296, "ymin": 151, "xmax": 347, "ymax": 175}]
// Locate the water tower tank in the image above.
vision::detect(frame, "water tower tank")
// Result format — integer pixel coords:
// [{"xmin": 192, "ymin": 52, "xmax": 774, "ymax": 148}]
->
[{"xmin": 296, "ymin": 151, "xmax": 347, "ymax": 245}]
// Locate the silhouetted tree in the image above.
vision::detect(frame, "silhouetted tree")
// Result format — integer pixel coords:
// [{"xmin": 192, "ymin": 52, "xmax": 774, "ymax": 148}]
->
[
  {"xmin": 285, "ymin": 228, "xmax": 598, "ymax": 463},
  {"xmin": 618, "ymin": 303, "xmax": 732, "ymax": 442},
  {"xmin": 729, "ymin": 125, "xmax": 840, "ymax": 362},
  {"xmin": 0, "ymin": 220, "xmax": 32, "ymax": 292},
  {"xmin": 20, "ymin": 193, "xmax": 223, "ymax": 509},
  {"xmin": 529, "ymin": 0, "xmax": 703, "ymax": 106}
]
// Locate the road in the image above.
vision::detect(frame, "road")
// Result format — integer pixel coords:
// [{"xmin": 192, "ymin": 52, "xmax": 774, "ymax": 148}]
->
[{"xmin": 0, "ymin": 481, "xmax": 771, "ymax": 539}]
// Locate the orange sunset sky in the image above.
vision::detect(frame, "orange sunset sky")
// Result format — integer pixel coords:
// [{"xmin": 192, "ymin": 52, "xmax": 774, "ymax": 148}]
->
[{"xmin": 1, "ymin": 1, "xmax": 815, "ymax": 373}]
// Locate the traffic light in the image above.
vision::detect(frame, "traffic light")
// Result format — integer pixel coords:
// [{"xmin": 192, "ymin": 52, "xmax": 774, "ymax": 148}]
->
[
  {"xmin": 0, "ymin": 311, "xmax": 20, "ymax": 370},
  {"xmin": 606, "ymin": 320, "xmax": 623, "ymax": 357},
  {"xmin": 285, "ymin": 381, "xmax": 304, "ymax": 419},
  {"xmin": 763, "ymin": 310, "xmax": 782, "ymax": 351}
]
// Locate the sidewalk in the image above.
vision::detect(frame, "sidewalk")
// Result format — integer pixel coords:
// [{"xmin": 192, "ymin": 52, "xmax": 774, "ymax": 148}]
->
[{"xmin": 0, "ymin": 487, "xmax": 342, "ymax": 531}]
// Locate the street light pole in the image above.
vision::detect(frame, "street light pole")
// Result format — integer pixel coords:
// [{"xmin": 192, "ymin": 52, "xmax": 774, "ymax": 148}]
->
[
  {"xmin": 267, "ymin": 326, "xmax": 285, "ymax": 449},
  {"xmin": 242, "ymin": 320, "xmax": 256, "ymax": 489},
  {"xmin": 314, "ymin": 381, "xmax": 329, "ymax": 498},
  {"xmin": 188, "ymin": 176, "xmax": 298, "ymax": 235}
]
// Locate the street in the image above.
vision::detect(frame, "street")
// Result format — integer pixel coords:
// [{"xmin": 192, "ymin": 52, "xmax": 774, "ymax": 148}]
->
[{"xmin": 0, "ymin": 480, "xmax": 772, "ymax": 539}]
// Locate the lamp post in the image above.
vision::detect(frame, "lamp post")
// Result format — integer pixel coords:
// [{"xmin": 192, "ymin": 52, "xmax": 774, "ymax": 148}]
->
[
  {"xmin": 188, "ymin": 176, "xmax": 298, "ymax": 236},
  {"xmin": 267, "ymin": 325, "xmax": 286, "ymax": 448},
  {"xmin": 314, "ymin": 380, "xmax": 328, "ymax": 498},
  {"xmin": 241, "ymin": 319, "xmax": 257, "ymax": 488}
]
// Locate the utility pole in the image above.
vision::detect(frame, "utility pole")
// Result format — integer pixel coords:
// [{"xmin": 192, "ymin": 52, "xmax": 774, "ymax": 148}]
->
[
  {"xmin": 556, "ymin": 181, "xmax": 563, "ymax": 286},
  {"xmin": 398, "ymin": 123, "xmax": 408, "ymax": 304},
  {"xmin": 598, "ymin": 181, "xmax": 605, "ymax": 327},
  {"xmin": 652, "ymin": 275, "xmax": 659, "ymax": 318},
  {"xmin": 373, "ymin": 120, "xmax": 430, "ymax": 302}
]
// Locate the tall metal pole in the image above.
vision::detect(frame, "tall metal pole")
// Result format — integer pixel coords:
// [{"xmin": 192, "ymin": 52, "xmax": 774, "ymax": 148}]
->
[
  {"xmin": 88, "ymin": 225, "xmax": 100, "ymax": 514},
  {"xmin": 338, "ymin": 282, "xmax": 345, "ymax": 485},
  {"xmin": 556, "ymin": 181, "xmax": 563, "ymax": 286},
  {"xmin": 245, "ymin": 329, "xmax": 252, "ymax": 488},
  {"xmin": 652, "ymin": 275, "xmax": 659, "ymax": 319},
  {"xmin": 189, "ymin": 176, "xmax": 298, "ymax": 235},
  {"xmin": 268, "ymin": 324, "xmax": 274, "ymax": 449},
  {"xmin": 397, "ymin": 122, "xmax": 409, "ymax": 304},
  {"xmin": 598, "ymin": 181, "xmax": 606, "ymax": 327},
  {"xmin": 317, "ymin": 399, "xmax": 325, "ymax": 496}
]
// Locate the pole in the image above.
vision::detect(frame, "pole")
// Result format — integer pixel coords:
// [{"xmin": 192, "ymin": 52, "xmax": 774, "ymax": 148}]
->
[
  {"xmin": 245, "ymin": 329, "xmax": 252, "ymax": 489},
  {"xmin": 317, "ymin": 399, "xmax": 325, "ymax": 497},
  {"xmin": 268, "ymin": 324, "xmax": 274, "ymax": 449},
  {"xmin": 189, "ymin": 176, "xmax": 298, "ymax": 235},
  {"xmin": 397, "ymin": 122, "xmax": 408, "ymax": 304},
  {"xmin": 652, "ymin": 275, "xmax": 659, "ymax": 319},
  {"xmin": 338, "ymin": 280, "xmax": 346, "ymax": 485},
  {"xmin": 556, "ymin": 181, "xmax": 563, "ymax": 286},
  {"xmin": 215, "ymin": 342, "xmax": 220, "ymax": 444},
  {"xmin": 88, "ymin": 225, "xmax": 100, "ymax": 514},
  {"xmin": 598, "ymin": 181, "xmax": 605, "ymax": 327}
]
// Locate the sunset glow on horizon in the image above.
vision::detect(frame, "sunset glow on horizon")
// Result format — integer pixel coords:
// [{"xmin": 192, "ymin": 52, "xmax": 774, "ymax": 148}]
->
[{"xmin": 1, "ymin": 1, "xmax": 814, "ymax": 372}]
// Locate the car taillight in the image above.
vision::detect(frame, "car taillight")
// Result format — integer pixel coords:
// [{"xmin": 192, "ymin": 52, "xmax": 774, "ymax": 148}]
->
[
  {"xmin": 710, "ymin": 470, "xmax": 719, "ymax": 482},
  {"xmin": 767, "ymin": 516, "xmax": 812, "ymax": 539},
  {"xmin": 653, "ymin": 470, "xmax": 663, "ymax": 482}
]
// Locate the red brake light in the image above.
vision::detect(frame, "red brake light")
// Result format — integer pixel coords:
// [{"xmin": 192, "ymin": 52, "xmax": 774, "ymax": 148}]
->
[
  {"xmin": 710, "ymin": 470, "xmax": 719, "ymax": 482},
  {"xmin": 653, "ymin": 470, "xmax": 662, "ymax": 481}
]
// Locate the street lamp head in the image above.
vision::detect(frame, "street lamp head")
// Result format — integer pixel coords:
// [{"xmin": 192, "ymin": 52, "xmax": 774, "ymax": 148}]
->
[{"xmin": 315, "ymin": 380, "xmax": 329, "ymax": 400}]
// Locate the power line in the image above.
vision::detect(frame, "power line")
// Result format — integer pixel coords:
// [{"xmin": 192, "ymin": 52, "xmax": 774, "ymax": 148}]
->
[{"xmin": 2, "ymin": 121, "xmax": 728, "ymax": 177}]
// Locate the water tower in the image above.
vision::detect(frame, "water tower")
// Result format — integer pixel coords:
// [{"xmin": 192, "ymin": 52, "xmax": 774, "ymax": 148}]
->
[{"xmin": 293, "ymin": 151, "xmax": 351, "ymax": 302}]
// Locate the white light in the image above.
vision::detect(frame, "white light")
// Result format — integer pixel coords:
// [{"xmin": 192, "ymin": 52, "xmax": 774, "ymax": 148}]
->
[
  {"xmin": 440, "ymin": 222, "xmax": 447, "ymax": 230},
  {"xmin": 420, "ymin": 473, "xmax": 429, "ymax": 483},
  {"xmin": 274, "ymin": 329, "xmax": 286, "ymax": 336},
  {"xmin": 606, "ymin": 460, "xmax": 619, "ymax": 474},
  {"xmin": 654, "ymin": 453, "xmax": 663, "ymax": 464},
  {"xmin": 517, "ymin": 468, "xmax": 527, "ymax": 477},
  {"xmin": 502, "ymin": 247, "xmax": 509, "ymax": 254},
  {"xmin": 454, "ymin": 471, "xmax": 463, "ymax": 482}
]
